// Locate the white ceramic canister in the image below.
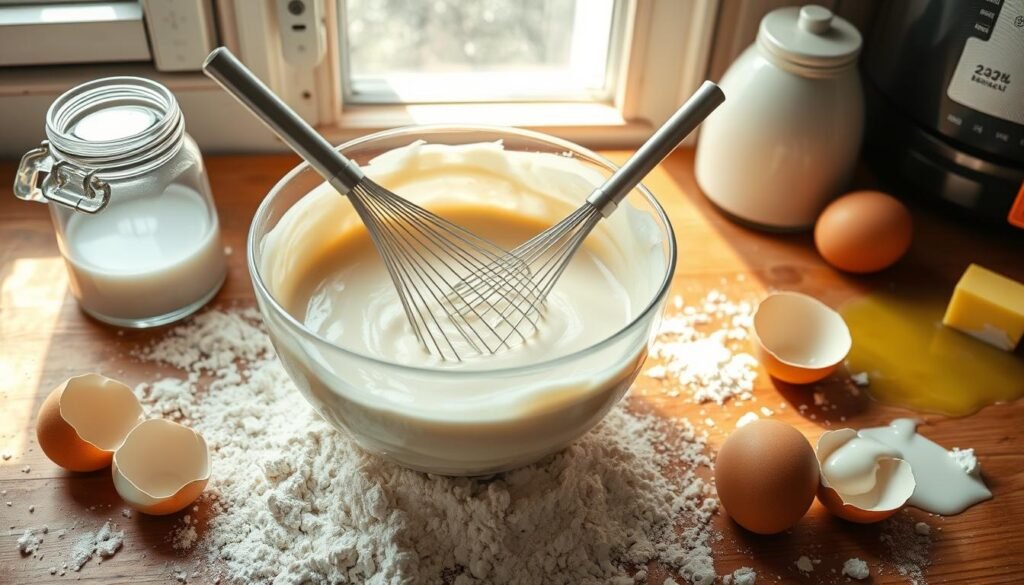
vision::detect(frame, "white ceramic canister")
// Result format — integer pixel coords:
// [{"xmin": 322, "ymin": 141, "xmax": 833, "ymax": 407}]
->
[{"xmin": 695, "ymin": 5, "xmax": 864, "ymax": 230}]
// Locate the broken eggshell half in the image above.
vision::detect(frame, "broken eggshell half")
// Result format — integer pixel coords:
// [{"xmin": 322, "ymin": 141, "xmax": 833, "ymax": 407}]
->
[
  {"xmin": 815, "ymin": 428, "xmax": 915, "ymax": 523},
  {"xmin": 112, "ymin": 418, "xmax": 211, "ymax": 515},
  {"xmin": 36, "ymin": 373, "xmax": 144, "ymax": 472},
  {"xmin": 753, "ymin": 292, "xmax": 852, "ymax": 384}
]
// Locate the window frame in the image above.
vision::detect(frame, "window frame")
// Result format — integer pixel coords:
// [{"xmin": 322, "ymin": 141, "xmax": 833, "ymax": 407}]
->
[
  {"xmin": 231, "ymin": 0, "xmax": 721, "ymax": 148},
  {"xmin": 0, "ymin": 1, "xmax": 151, "ymax": 67}
]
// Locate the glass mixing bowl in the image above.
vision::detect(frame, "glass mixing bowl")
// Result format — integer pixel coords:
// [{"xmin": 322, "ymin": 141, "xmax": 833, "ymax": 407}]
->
[{"xmin": 248, "ymin": 126, "xmax": 676, "ymax": 476}]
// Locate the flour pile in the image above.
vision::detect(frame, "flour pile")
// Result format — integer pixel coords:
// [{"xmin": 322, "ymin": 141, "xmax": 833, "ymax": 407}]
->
[{"xmin": 134, "ymin": 310, "xmax": 720, "ymax": 585}]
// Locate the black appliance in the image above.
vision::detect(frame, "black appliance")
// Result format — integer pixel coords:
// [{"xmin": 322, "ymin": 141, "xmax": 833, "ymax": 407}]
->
[{"xmin": 863, "ymin": 0, "xmax": 1024, "ymax": 228}]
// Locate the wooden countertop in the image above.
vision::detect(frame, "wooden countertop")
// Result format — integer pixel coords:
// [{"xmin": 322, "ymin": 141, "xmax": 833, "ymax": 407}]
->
[{"xmin": 1, "ymin": 150, "xmax": 1022, "ymax": 584}]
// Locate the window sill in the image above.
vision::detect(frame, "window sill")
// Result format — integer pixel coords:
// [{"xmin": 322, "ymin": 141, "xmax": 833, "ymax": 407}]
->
[
  {"xmin": 0, "ymin": 65, "xmax": 656, "ymax": 154},
  {"xmin": 323, "ymin": 102, "xmax": 655, "ymax": 149}
]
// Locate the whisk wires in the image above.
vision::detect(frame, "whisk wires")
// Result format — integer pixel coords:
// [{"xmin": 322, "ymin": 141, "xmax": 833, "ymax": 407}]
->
[
  {"xmin": 452, "ymin": 203, "xmax": 603, "ymax": 334},
  {"xmin": 348, "ymin": 180, "xmax": 545, "ymax": 361}
]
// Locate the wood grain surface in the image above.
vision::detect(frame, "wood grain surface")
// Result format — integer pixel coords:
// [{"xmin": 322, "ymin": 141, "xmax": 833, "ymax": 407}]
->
[{"xmin": 1, "ymin": 150, "xmax": 1022, "ymax": 584}]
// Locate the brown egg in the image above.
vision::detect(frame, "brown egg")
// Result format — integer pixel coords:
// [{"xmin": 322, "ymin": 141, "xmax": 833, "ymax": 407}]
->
[
  {"xmin": 714, "ymin": 419, "xmax": 819, "ymax": 534},
  {"xmin": 815, "ymin": 191, "xmax": 913, "ymax": 273},
  {"xmin": 36, "ymin": 374, "xmax": 144, "ymax": 472}
]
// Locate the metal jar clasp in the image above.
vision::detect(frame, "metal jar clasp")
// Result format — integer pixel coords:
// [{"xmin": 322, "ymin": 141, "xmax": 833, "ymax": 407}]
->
[{"xmin": 14, "ymin": 141, "xmax": 111, "ymax": 214}]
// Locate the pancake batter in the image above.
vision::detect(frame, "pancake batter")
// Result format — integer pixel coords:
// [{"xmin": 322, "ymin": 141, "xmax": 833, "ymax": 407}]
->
[{"xmin": 265, "ymin": 141, "xmax": 655, "ymax": 370}]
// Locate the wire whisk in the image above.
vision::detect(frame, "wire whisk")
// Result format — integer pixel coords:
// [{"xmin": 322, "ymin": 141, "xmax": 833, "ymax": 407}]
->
[
  {"xmin": 452, "ymin": 81, "xmax": 726, "ymax": 334},
  {"xmin": 204, "ymin": 48, "xmax": 542, "ymax": 361}
]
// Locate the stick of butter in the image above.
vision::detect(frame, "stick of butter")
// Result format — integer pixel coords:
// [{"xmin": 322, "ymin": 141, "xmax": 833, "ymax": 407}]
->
[{"xmin": 942, "ymin": 264, "xmax": 1024, "ymax": 351}]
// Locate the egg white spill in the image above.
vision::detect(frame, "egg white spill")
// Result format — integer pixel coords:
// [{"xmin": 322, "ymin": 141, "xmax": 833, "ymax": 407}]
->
[{"xmin": 858, "ymin": 419, "xmax": 991, "ymax": 515}]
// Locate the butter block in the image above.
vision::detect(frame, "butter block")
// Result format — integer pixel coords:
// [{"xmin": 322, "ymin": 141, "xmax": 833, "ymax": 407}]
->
[{"xmin": 942, "ymin": 264, "xmax": 1024, "ymax": 350}]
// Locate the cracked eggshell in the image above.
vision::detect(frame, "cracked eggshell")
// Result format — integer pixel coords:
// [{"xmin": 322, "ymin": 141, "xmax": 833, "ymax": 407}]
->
[
  {"xmin": 753, "ymin": 292, "xmax": 852, "ymax": 384},
  {"xmin": 815, "ymin": 428, "xmax": 915, "ymax": 523},
  {"xmin": 112, "ymin": 419, "xmax": 211, "ymax": 515},
  {"xmin": 36, "ymin": 373, "xmax": 144, "ymax": 472}
]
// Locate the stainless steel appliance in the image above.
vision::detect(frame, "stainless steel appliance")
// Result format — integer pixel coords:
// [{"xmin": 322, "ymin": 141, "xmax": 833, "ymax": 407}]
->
[{"xmin": 863, "ymin": 0, "xmax": 1024, "ymax": 228}]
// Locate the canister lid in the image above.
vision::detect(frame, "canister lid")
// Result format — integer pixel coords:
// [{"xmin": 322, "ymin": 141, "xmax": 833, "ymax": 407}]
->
[{"xmin": 758, "ymin": 5, "xmax": 861, "ymax": 72}]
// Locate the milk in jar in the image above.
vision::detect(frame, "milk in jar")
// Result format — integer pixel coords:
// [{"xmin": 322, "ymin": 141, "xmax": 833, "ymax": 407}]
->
[{"xmin": 14, "ymin": 77, "xmax": 226, "ymax": 327}]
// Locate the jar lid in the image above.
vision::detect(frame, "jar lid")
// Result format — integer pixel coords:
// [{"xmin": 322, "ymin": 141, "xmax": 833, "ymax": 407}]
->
[
  {"xmin": 13, "ymin": 77, "xmax": 186, "ymax": 214},
  {"xmin": 45, "ymin": 77, "xmax": 182, "ymax": 165},
  {"xmin": 757, "ymin": 5, "xmax": 861, "ymax": 72}
]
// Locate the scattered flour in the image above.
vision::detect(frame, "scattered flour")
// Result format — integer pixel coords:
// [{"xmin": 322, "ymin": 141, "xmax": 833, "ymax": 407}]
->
[
  {"xmin": 881, "ymin": 512, "xmax": 932, "ymax": 585},
  {"xmin": 136, "ymin": 309, "xmax": 721, "ymax": 585},
  {"xmin": 645, "ymin": 291, "xmax": 758, "ymax": 404},
  {"xmin": 94, "ymin": 523, "xmax": 124, "ymax": 558},
  {"xmin": 735, "ymin": 412, "xmax": 759, "ymax": 428},
  {"xmin": 173, "ymin": 515, "xmax": 199, "ymax": 551},
  {"xmin": 17, "ymin": 528, "xmax": 43, "ymax": 556},
  {"xmin": 35, "ymin": 304, "xmax": 936, "ymax": 584},
  {"xmin": 69, "ymin": 521, "xmax": 124, "ymax": 571},
  {"xmin": 723, "ymin": 566, "xmax": 756, "ymax": 584},
  {"xmin": 133, "ymin": 307, "xmax": 272, "ymax": 375},
  {"xmin": 135, "ymin": 377, "xmax": 198, "ymax": 423},
  {"xmin": 915, "ymin": 522, "xmax": 931, "ymax": 536},
  {"xmin": 850, "ymin": 371, "xmax": 870, "ymax": 387},
  {"xmin": 842, "ymin": 557, "xmax": 870, "ymax": 579},
  {"xmin": 69, "ymin": 533, "xmax": 95, "ymax": 571},
  {"xmin": 948, "ymin": 447, "xmax": 979, "ymax": 476}
]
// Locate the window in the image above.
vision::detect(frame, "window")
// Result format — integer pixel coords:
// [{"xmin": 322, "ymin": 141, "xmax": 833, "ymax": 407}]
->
[
  {"xmin": 339, "ymin": 0, "xmax": 623, "ymax": 104},
  {"xmin": 0, "ymin": 0, "xmax": 722, "ymax": 155}
]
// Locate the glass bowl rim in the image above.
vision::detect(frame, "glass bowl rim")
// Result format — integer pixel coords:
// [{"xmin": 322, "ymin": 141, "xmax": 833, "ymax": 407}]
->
[{"xmin": 247, "ymin": 123, "xmax": 678, "ymax": 377}]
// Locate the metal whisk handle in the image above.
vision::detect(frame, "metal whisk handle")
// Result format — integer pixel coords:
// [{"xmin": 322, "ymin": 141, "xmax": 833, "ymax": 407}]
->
[
  {"xmin": 587, "ymin": 80, "xmax": 725, "ymax": 217},
  {"xmin": 202, "ymin": 47, "xmax": 365, "ymax": 194}
]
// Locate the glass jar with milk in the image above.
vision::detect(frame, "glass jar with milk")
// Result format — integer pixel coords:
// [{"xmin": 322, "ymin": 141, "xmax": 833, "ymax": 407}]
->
[{"xmin": 14, "ymin": 77, "xmax": 226, "ymax": 328}]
